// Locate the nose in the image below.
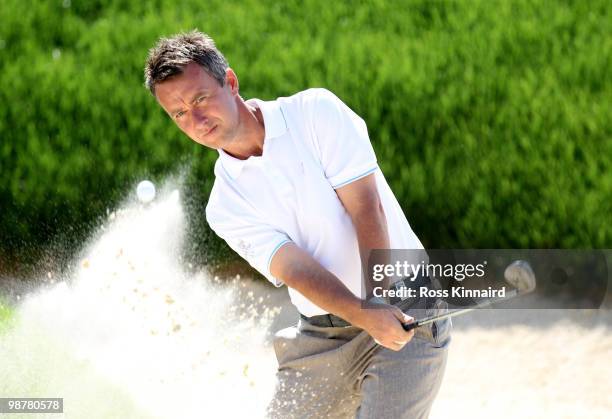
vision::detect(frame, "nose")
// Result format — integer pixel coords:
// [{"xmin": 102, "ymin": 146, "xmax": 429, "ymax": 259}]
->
[{"xmin": 191, "ymin": 107, "xmax": 208, "ymax": 128}]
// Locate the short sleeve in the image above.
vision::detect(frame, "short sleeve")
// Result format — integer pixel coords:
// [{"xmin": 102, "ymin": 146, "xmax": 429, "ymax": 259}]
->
[
  {"xmin": 206, "ymin": 188, "xmax": 291, "ymax": 287},
  {"xmin": 308, "ymin": 89, "xmax": 378, "ymax": 189}
]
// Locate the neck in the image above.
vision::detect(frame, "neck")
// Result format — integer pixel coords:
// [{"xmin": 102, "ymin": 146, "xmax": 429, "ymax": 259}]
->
[{"xmin": 222, "ymin": 97, "xmax": 265, "ymax": 160}]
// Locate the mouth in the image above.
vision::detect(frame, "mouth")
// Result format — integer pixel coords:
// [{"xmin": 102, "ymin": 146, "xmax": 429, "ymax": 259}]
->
[{"xmin": 203, "ymin": 125, "xmax": 217, "ymax": 137}]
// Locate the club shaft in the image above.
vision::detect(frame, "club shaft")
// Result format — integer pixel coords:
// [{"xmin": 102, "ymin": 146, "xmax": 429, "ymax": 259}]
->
[{"xmin": 402, "ymin": 289, "xmax": 519, "ymax": 331}]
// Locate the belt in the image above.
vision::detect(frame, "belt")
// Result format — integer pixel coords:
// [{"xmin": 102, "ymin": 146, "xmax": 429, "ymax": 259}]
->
[
  {"xmin": 301, "ymin": 275, "xmax": 436, "ymax": 328},
  {"xmin": 299, "ymin": 312, "xmax": 352, "ymax": 328}
]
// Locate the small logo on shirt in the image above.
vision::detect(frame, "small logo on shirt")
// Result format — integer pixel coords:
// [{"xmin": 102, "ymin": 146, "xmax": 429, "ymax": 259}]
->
[{"xmin": 237, "ymin": 240, "xmax": 254, "ymax": 258}]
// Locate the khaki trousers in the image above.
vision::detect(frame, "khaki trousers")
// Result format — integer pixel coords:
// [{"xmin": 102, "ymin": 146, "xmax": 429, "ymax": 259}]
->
[{"xmin": 267, "ymin": 299, "xmax": 451, "ymax": 418}]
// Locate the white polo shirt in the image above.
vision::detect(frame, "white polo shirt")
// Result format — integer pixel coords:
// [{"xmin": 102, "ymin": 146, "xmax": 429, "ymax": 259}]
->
[{"xmin": 206, "ymin": 88, "xmax": 424, "ymax": 316}]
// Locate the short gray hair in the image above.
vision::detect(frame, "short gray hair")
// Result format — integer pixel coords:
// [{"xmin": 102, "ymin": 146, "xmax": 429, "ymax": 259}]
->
[{"xmin": 144, "ymin": 30, "xmax": 229, "ymax": 95}]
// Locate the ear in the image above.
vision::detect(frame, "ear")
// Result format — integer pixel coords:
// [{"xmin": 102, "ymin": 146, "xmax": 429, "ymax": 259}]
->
[{"xmin": 225, "ymin": 68, "xmax": 239, "ymax": 95}]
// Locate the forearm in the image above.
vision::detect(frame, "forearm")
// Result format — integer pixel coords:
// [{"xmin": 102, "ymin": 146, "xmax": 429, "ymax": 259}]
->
[
  {"xmin": 270, "ymin": 243, "xmax": 365, "ymax": 325},
  {"xmin": 270, "ymin": 241, "xmax": 415, "ymax": 350}
]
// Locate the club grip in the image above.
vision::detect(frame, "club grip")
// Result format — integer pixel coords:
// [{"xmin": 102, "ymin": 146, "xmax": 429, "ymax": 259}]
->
[{"xmin": 402, "ymin": 321, "xmax": 418, "ymax": 332}]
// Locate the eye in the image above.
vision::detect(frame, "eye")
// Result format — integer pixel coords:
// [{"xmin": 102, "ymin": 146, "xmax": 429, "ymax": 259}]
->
[
  {"xmin": 175, "ymin": 110, "xmax": 186, "ymax": 119},
  {"xmin": 195, "ymin": 95, "xmax": 206, "ymax": 104}
]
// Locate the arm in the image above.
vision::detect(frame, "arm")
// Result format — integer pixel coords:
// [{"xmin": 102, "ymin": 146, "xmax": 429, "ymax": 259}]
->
[
  {"xmin": 269, "ymin": 243, "xmax": 364, "ymax": 322},
  {"xmin": 270, "ymin": 241, "xmax": 414, "ymax": 351},
  {"xmin": 335, "ymin": 173, "xmax": 415, "ymax": 349},
  {"xmin": 335, "ymin": 173, "xmax": 390, "ymax": 299}
]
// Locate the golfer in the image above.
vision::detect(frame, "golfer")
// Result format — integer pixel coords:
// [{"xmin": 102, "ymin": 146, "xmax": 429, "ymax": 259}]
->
[{"xmin": 144, "ymin": 30, "xmax": 450, "ymax": 418}]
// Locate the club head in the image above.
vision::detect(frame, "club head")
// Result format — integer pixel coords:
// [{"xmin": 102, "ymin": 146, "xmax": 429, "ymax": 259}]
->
[{"xmin": 504, "ymin": 260, "xmax": 536, "ymax": 293}]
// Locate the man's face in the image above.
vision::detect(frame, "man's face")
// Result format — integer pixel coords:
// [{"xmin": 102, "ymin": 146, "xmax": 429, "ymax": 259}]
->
[{"xmin": 155, "ymin": 62, "xmax": 240, "ymax": 149}]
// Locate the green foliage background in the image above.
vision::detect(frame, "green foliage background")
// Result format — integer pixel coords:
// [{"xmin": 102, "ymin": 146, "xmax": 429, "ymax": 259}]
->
[{"xmin": 1, "ymin": 0, "xmax": 610, "ymax": 274}]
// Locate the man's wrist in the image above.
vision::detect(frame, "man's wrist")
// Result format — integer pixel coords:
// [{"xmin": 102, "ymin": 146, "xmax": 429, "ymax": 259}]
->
[{"xmin": 340, "ymin": 295, "xmax": 380, "ymax": 329}]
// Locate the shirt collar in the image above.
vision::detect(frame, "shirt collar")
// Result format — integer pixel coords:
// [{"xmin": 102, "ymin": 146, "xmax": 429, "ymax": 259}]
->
[{"xmin": 218, "ymin": 98, "xmax": 287, "ymax": 179}]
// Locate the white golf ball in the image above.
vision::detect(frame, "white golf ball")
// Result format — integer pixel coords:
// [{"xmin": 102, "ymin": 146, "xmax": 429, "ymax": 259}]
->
[{"xmin": 136, "ymin": 180, "xmax": 156, "ymax": 203}]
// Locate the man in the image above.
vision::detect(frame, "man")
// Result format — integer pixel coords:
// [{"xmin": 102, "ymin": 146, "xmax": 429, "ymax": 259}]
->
[{"xmin": 144, "ymin": 30, "xmax": 450, "ymax": 418}]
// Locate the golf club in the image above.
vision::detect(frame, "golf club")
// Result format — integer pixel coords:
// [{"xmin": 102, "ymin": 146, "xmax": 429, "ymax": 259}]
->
[{"xmin": 401, "ymin": 260, "xmax": 536, "ymax": 332}]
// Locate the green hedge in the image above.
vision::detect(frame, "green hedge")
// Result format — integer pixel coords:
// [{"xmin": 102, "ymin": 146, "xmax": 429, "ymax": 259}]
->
[{"xmin": 1, "ymin": 0, "xmax": 610, "ymax": 274}]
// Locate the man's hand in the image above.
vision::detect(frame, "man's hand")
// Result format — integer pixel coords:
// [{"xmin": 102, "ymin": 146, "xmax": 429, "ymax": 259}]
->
[{"xmin": 352, "ymin": 299, "xmax": 416, "ymax": 351}]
